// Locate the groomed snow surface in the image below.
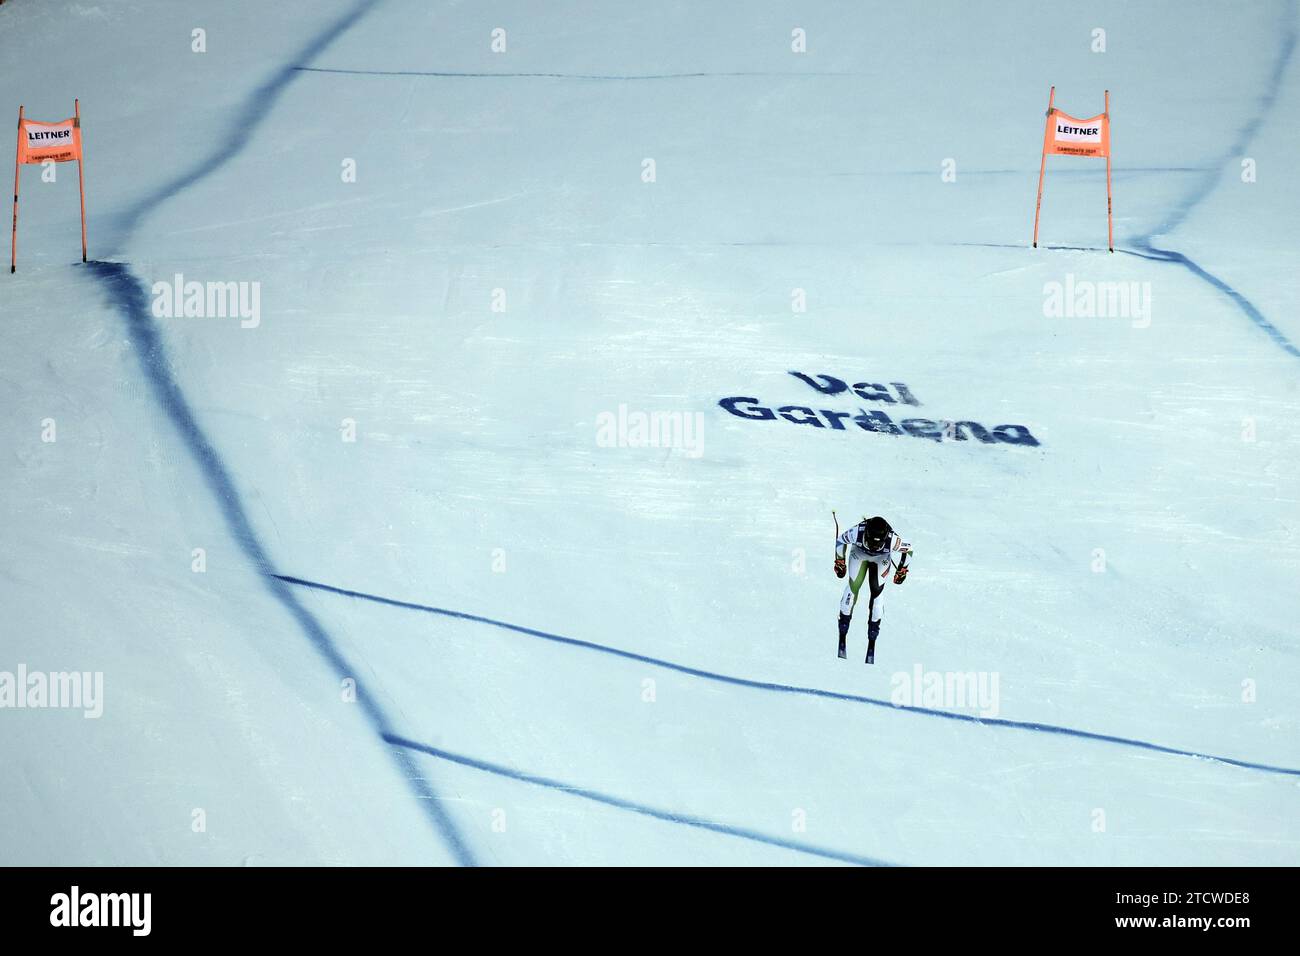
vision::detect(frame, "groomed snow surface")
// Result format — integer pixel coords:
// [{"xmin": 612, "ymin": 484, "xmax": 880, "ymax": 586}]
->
[{"xmin": 1, "ymin": 0, "xmax": 1297, "ymax": 865}]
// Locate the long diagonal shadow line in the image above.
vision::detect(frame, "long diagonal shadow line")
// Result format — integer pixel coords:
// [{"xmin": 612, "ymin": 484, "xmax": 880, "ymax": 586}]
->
[
  {"xmin": 81, "ymin": 0, "xmax": 477, "ymax": 866},
  {"xmin": 385, "ymin": 734, "xmax": 891, "ymax": 866},
  {"xmin": 1130, "ymin": 0, "xmax": 1300, "ymax": 359},
  {"xmin": 275, "ymin": 574, "xmax": 1300, "ymax": 779}
]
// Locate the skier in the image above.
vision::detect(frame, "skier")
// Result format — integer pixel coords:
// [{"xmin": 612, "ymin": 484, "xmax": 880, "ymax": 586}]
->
[{"xmin": 834, "ymin": 515, "xmax": 911, "ymax": 664}]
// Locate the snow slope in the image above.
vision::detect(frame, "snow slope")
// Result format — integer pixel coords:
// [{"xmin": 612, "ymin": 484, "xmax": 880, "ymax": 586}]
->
[{"xmin": 1, "ymin": 0, "xmax": 1297, "ymax": 865}]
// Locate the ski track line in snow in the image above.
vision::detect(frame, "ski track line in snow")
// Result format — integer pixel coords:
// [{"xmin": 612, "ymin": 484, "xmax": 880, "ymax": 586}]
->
[
  {"xmin": 274, "ymin": 574, "xmax": 1300, "ymax": 780},
  {"xmin": 82, "ymin": 0, "xmax": 479, "ymax": 867},
  {"xmin": 1130, "ymin": 0, "xmax": 1300, "ymax": 360},
  {"xmin": 383, "ymin": 734, "xmax": 891, "ymax": 866}
]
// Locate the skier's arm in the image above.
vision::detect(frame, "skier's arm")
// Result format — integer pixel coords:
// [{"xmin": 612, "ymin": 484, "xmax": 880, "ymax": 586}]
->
[
  {"xmin": 834, "ymin": 528, "xmax": 853, "ymax": 577},
  {"xmin": 892, "ymin": 533, "xmax": 912, "ymax": 584}
]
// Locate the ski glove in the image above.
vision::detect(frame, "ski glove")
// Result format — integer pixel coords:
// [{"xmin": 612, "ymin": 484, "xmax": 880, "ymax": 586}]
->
[
  {"xmin": 834, "ymin": 556, "xmax": 846, "ymax": 578},
  {"xmin": 893, "ymin": 563, "xmax": 909, "ymax": 585}
]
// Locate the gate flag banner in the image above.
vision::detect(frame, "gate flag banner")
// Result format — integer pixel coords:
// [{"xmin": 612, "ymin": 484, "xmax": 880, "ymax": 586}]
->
[
  {"xmin": 18, "ymin": 117, "xmax": 82, "ymax": 164},
  {"xmin": 11, "ymin": 100, "xmax": 88, "ymax": 272},
  {"xmin": 1032, "ymin": 87, "xmax": 1114, "ymax": 252},
  {"xmin": 1044, "ymin": 110, "xmax": 1109, "ymax": 157}
]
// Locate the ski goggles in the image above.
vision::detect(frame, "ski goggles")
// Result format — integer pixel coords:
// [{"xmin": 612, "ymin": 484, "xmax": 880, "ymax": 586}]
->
[{"xmin": 860, "ymin": 530, "xmax": 890, "ymax": 552}]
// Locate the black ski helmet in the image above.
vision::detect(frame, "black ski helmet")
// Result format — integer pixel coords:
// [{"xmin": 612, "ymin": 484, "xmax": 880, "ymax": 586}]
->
[{"xmin": 860, "ymin": 516, "xmax": 892, "ymax": 552}]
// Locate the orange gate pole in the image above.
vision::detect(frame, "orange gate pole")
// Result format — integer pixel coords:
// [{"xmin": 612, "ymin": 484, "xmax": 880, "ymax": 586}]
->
[
  {"xmin": 75, "ymin": 98, "xmax": 86, "ymax": 262},
  {"xmin": 1104, "ymin": 90, "xmax": 1113, "ymax": 253},
  {"xmin": 74, "ymin": 100, "xmax": 86, "ymax": 261},
  {"xmin": 1032, "ymin": 86, "xmax": 1055, "ymax": 248},
  {"xmin": 11, "ymin": 104, "xmax": 21, "ymax": 274}
]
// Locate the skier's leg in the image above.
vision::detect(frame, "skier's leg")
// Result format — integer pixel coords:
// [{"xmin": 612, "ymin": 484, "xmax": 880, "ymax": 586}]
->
[
  {"xmin": 865, "ymin": 566, "xmax": 886, "ymax": 663},
  {"xmin": 838, "ymin": 553, "xmax": 867, "ymax": 658},
  {"xmin": 839, "ymin": 555, "xmax": 866, "ymax": 616}
]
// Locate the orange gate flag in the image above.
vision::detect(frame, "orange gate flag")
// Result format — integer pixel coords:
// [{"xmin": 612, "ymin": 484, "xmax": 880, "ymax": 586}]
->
[
  {"xmin": 1032, "ymin": 87, "xmax": 1114, "ymax": 252},
  {"xmin": 11, "ymin": 99, "xmax": 88, "ymax": 273},
  {"xmin": 18, "ymin": 116, "xmax": 82, "ymax": 163}
]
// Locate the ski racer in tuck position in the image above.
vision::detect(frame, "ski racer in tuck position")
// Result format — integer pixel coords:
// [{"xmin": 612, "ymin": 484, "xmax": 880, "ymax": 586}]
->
[{"xmin": 834, "ymin": 515, "xmax": 911, "ymax": 664}]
